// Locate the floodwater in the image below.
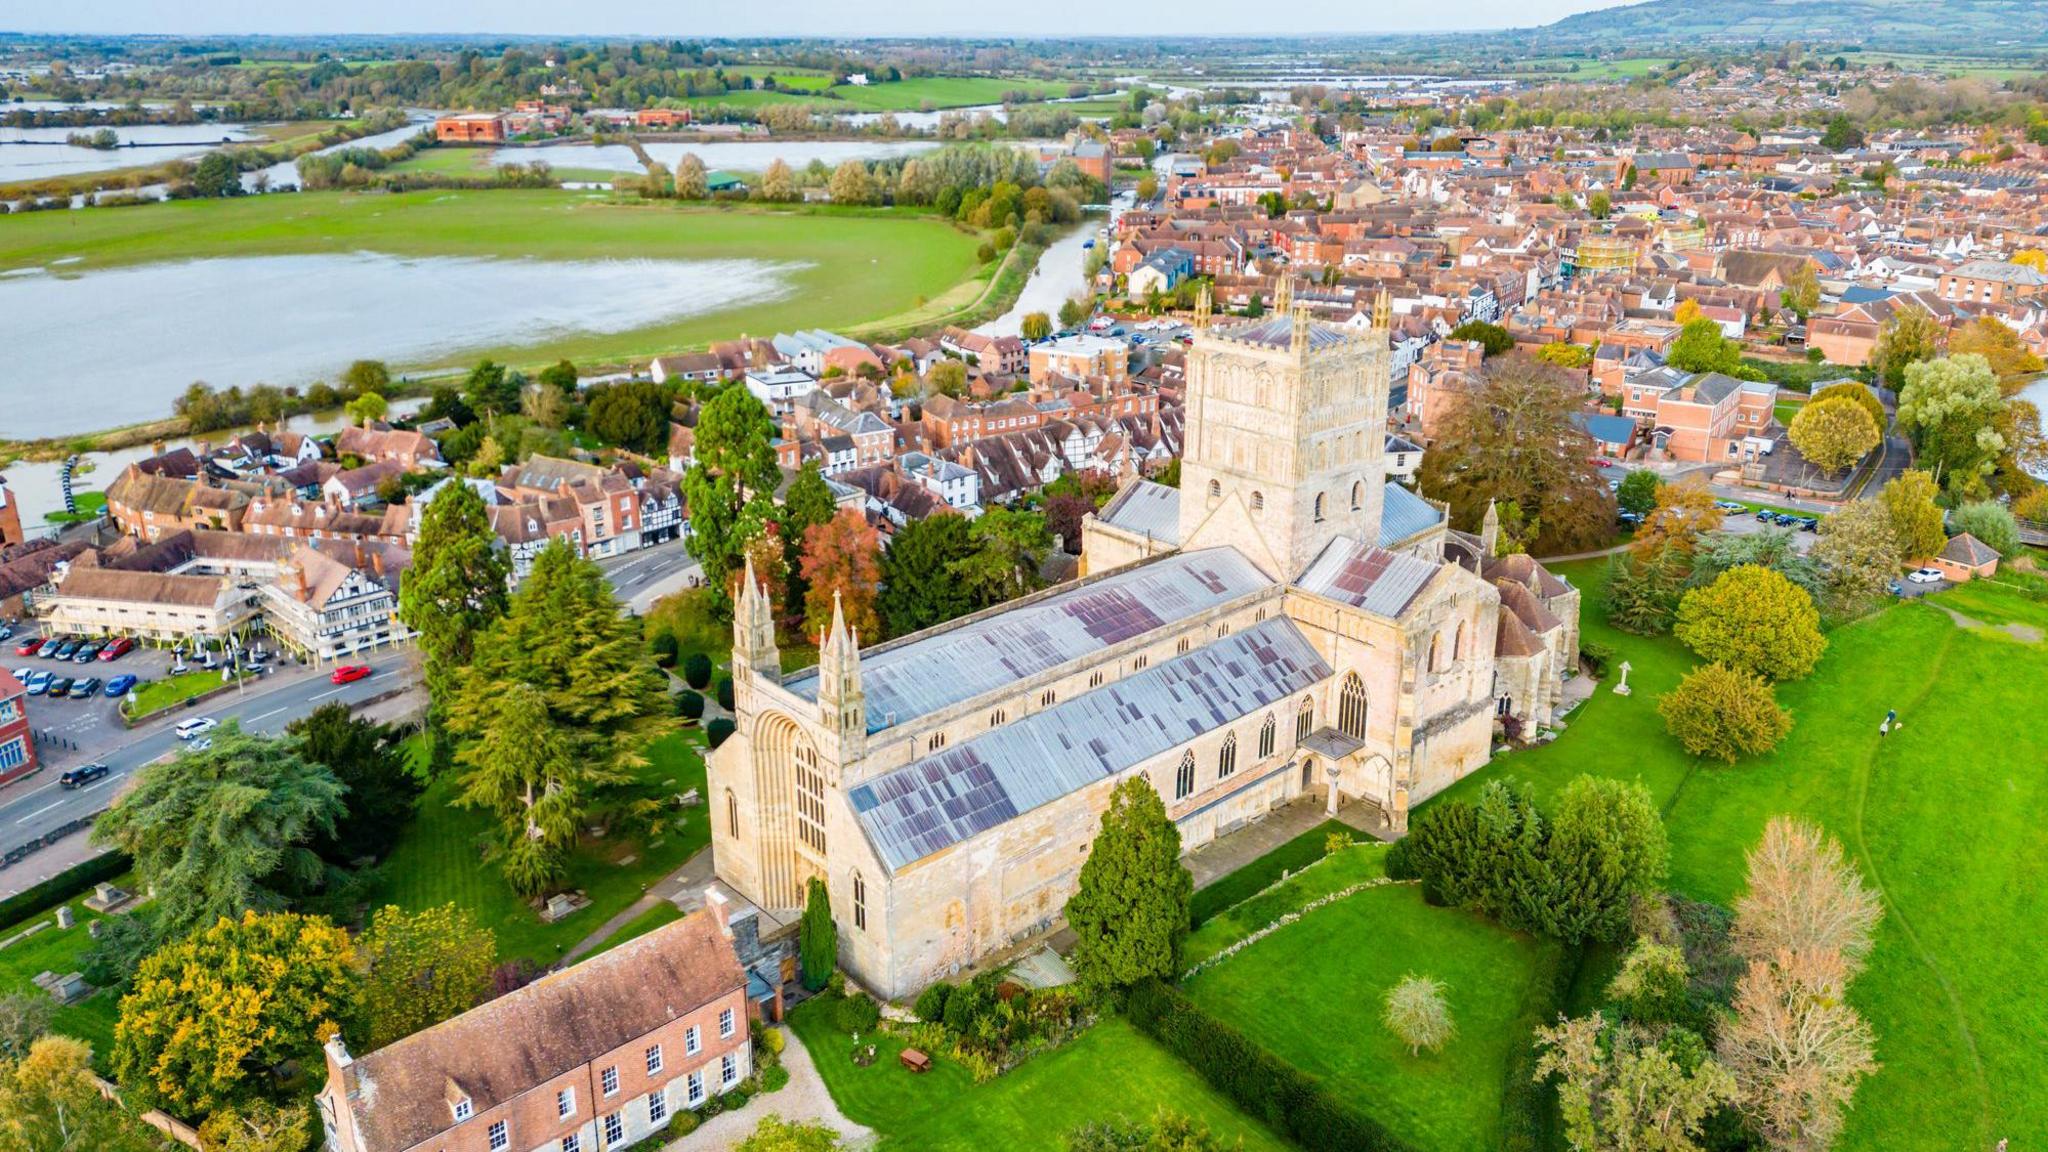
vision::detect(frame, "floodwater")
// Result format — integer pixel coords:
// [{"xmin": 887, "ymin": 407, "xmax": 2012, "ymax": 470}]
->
[
  {"xmin": 244, "ymin": 115, "xmax": 436, "ymax": 191},
  {"xmin": 0, "ymin": 123, "xmax": 259, "ymax": 182},
  {"xmin": 493, "ymin": 137, "xmax": 941, "ymax": 175},
  {"xmin": 0, "ymin": 251, "xmax": 806, "ymax": 440}
]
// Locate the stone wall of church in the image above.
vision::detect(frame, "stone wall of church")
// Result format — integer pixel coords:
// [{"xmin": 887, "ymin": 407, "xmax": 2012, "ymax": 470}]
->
[{"xmin": 1076, "ymin": 517, "xmax": 1176, "ymax": 579}]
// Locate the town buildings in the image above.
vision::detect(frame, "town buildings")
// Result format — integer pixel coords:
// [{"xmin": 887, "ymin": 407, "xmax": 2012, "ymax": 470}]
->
[
  {"xmin": 708, "ymin": 298, "xmax": 1579, "ymax": 998},
  {"xmin": 317, "ymin": 902, "xmax": 751, "ymax": 1152},
  {"xmin": 0, "ymin": 670, "xmax": 34, "ymax": 787}
]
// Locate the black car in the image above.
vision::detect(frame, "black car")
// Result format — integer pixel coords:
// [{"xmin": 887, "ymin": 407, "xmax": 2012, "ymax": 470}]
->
[
  {"xmin": 69, "ymin": 676, "xmax": 102, "ymax": 699},
  {"xmin": 1755, "ymin": 509, "xmax": 1774, "ymax": 522},
  {"xmin": 72, "ymin": 641, "xmax": 103, "ymax": 663},
  {"xmin": 59, "ymin": 763, "xmax": 110, "ymax": 789},
  {"xmin": 51, "ymin": 638, "xmax": 80, "ymax": 659},
  {"xmin": 1773, "ymin": 513, "xmax": 1799, "ymax": 527},
  {"xmin": 44, "ymin": 675, "xmax": 73, "ymax": 696}
]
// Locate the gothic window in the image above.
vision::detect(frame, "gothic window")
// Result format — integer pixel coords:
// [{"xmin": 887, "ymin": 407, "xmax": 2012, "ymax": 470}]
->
[
  {"xmin": 726, "ymin": 789, "xmax": 739, "ymax": 840},
  {"xmin": 1313, "ymin": 493, "xmax": 1326, "ymax": 523},
  {"xmin": 1453, "ymin": 621, "xmax": 1468, "ymax": 663},
  {"xmin": 1089, "ymin": 670, "xmax": 1104, "ymax": 688},
  {"xmin": 1219, "ymin": 731, "xmax": 1238, "ymax": 778},
  {"xmin": 1174, "ymin": 751, "xmax": 1196, "ymax": 800},
  {"xmin": 1351, "ymin": 480, "xmax": 1365, "ymax": 511},
  {"xmin": 1296, "ymin": 696, "xmax": 1315, "ymax": 742},
  {"xmin": 1250, "ymin": 490, "xmax": 1264, "ymax": 513},
  {"xmin": 1339, "ymin": 673, "xmax": 1368, "ymax": 740},
  {"xmin": 794, "ymin": 740, "xmax": 827, "ymax": 855},
  {"xmin": 927, "ymin": 733, "xmax": 946, "ymax": 752},
  {"xmin": 1429, "ymin": 633, "xmax": 1443, "ymax": 673},
  {"xmin": 853, "ymin": 872, "xmax": 866, "ymax": 931},
  {"xmin": 1259, "ymin": 714, "xmax": 1276, "ymax": 757},
  {"xmin": 1177, "ymin": 637, "xmax": 1191, "ymax": 655}
]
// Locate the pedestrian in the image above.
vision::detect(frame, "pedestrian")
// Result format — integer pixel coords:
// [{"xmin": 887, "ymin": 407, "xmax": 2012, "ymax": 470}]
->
[{"xmin": 1881, "ymin": 707, "xmax": 1897, "ymax": 736}]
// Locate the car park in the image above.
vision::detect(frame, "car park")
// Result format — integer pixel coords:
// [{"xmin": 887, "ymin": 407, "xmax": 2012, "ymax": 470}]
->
[
  {"xmin": 1907, "ymin": 568, "xmax": 1944, "ymax": 584},
  {"xmin": 98, "ymin": 636, "xmax": 135, "ymax": 661},
  {"xmin": 69, "ymin": 677, "xmax": 101, "ymax": 699},
  {"xmin": 105, "ymin": 674, "xmax": 138, "ymax": 697},
  {"xmin": 58, "ymin": 764, "xmax": 110, "ymax": 789},
  {"xmin": 175, "ymin": 717, "xmax": 219, "ymax": 740},
  {"xmin": 72, "ymin": 641, "xmax": 103, "ymax": 663},
  {"xmin": 45, "ymin": 676, "xmax": 72, "ymax": 697},
  {"xmin": 330, "ymin": 664, "xmax": 373, "ymax": 685}
]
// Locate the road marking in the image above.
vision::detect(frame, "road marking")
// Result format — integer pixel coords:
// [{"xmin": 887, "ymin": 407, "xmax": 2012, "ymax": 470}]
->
[
  {"xmin": 15, "ymin": 799, "xmax": 67, "ymax": 825},
  {"xmin": 308, "ymin": 686, "xmax": 348, "ymax": 701},
  {"xmin": 249, "ymin": 707, "xmax": 289, "ymax": 722}
]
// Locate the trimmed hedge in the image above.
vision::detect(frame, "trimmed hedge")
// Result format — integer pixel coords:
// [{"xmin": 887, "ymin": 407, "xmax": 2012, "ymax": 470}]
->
[
  {"xmin": 1125, "ymin": 979, "xmax": 1419, "ymax": 1152},
  {"xmin": 0, "ymin": 850, "xmax": 131, "ymax": 929},
  {"xmin": 706, "ymin": 717, "xmax": 736, "ymax": 749},
  {"xmin": 1497, "ymin": 939, "xmax": 1583, "ymax": 1152}
]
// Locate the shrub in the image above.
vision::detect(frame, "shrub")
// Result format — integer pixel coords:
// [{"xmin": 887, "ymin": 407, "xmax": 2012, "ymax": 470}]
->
[
  {"xmin": 676, "ymin": 690, "xmax": 706, "ymax": 721},
  {"xmin": 1533, "ymin": 776, "xmax": 1669, "ymax": 945},
  {"xmin": 836, "ymin": 991, "xmax": 881, "ymax": 1034},
  {"xmin": 1658, "ymin": 663, "xmax": 1792, "ymax": 763},
  {"xmin": 1674, "ymin": 565, "xmax": 1826, "ymax": 681},
  {"xmin": 914, "ymin": 981, "xmax": 953, "ymax": 1023},
  {"xmin": 799, "ymin": 877, "xmax": 836, "ymax": 992},
  {"xmin": 1950, "ymin": 500, "xmax": 2022, "ymax": 556},
  {"xmin": 1324, "ymin": 831, "xmax": 1353, "ymax": 855},
  {"xmin": 706, "ymin": 718, "xmax": 736, "ymax": 749},
  {"xmin": 1382, "ymin": 974, "xmax": 1455, "ymax": 1055},
  {"xmin": 1498, "ymin": 941, "xmax": 1583, "ymax": 1152},
  {"xmin": 1578, "ymin": 641, "xmax": 1615, "ymax": 680},
  {"xmin": 683, "ymin": 652, "xmax": 714, "ymax": 690},
  {"xmin": 1607, "ymin": 939, "xmax": 1691, "ymax": 1026},
  {"xmin": 1124, "ymin": 979, "xmax": 1419, "ymax": 1152},
  {"xmin": 716, "ymin": 675, "xmax": 736, "ymax": 711},
  {"xmin": 650, "ymin": 630, "xmax": 679, "ymax": 667}
]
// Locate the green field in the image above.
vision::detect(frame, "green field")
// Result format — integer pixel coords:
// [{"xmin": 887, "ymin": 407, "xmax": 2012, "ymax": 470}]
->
[
  {"xmin": 364, "ymin": 731, "xmax": 710, "ymax": 966},
  {"xmin": 0, "ymin": 190, "xmax": 991, "ymax": 372},
  {"xmin": 1432, "ymin": 561, "xmax": 2048, "ymax": 1151},
  {"xmin": 121, "ymin": 668, "xmax": 231, "ymax": 720},
  {"xmin": 686, "ymin": 76, "xmax": 1072, "ymax": 113},
  {"xmin": 789, "ymin": 1002, "xmax": 1291, "ymax": 1152}
]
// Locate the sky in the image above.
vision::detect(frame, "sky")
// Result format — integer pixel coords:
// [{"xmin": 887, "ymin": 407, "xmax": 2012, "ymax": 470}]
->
[{"xmin": 8, "ymin": 0, "xmax": 1639, "ymax": 38}]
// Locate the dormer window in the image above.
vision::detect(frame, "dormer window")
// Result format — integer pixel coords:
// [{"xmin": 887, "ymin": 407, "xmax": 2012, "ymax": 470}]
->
[{"xmin": 452, "ymin": 1097, "xmax": 473, "ymax": 1122}]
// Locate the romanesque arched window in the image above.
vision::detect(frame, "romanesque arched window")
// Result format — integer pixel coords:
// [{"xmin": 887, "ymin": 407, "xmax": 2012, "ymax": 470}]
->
[
  {"xmin": 1313, "ymin": 493, "xmax": 1326, "ymax": 523},
  {"xmin": 1041, "ymin": 689, "xmax": 1057, "ymax": 707},
  {"xmin": 1132, "ymin": 655, "xmax": 1148, "ymax": 671},
  {"xmin": 1339, "ymin": 673, "xmax": 1368, "ymax": 740},
  {"xmin": 928, "ymin": 732, "xmax": 947, "ymax": 752},
  {"xmin": 1219, "ymin": 731, "xmax": 1238, "ymax": 778},
  {"xmin": 1250, "ymin": 491, "xmax": 1265, "ymax": 512},
  {"xmin": 1090, "ymin": 670, "xmax": 1104, "ymax": 688},
  {"xmin": 1453, "ymin": 621, "xmax": 1468, "ymax": 663},
  {"xmin": 1174, "ymin": 751, "xmax": 1197, "ymax": 800},
  {"xmin": 990, "ymin": 708, "xmax": 1006, "ymax": 726},
  {"xmin": 1296, "ymin": 696, "xmax": 1315, "ymax": 742},
  {"xmin": 1351, "ymin": 480, "xmax": 1365, "ymax": 511},
  {"xmin": 1208, "ymin": 478, "xmax": 1221, "ymax": 505},
  {"xmin": 1259, "ymin": 713, "xmax": 1277, "ymax": 758}
]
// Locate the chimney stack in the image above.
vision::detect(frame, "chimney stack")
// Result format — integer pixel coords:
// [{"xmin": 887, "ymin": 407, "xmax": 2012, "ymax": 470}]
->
[{"xmin": 704, "ymin": 888, "xmax": 732, "ymax": 938}]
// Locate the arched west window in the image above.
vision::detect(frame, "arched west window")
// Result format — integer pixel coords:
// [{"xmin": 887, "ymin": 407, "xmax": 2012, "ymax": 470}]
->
[
  {"xmin": 1219, "ymin": 731, "xmax": 1238, "ymax": 778},
  {"xmin": 1258, "ymin": 713, "xmax": 1277, "ymax": 758},
  {"xmin": 1174, "ymin": 751, "xmax": 1197, "ymax": 800},
  {"xmin": 1351, "ymin": 480, "xmax": 1365, "ymax": 511},
  {"xmin": 795, "ymin": 740, "xmax": 827, "ymax": 855},
  {"xmin": 1312, "ymin": 493, "xmax": 1326, "ymax": 523},
  {"xmin": 1250, "ymin": 491, "xmax": 1265, "ymax": 512},
  {"xmin": 1296, "ymin": 696, "xmax": 1315, "ymax": 742},
  {"xmin": 1339, "ymin": 673, "xmax": 1368, "ymax": 740}
]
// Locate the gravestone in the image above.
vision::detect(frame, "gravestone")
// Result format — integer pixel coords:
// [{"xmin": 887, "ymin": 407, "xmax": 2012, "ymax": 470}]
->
[{"xmin": 55, "ymin": 906, "xmax": 74, "ymax": 930}]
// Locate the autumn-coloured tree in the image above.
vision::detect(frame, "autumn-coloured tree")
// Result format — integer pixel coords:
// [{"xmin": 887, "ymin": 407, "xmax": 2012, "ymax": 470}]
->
[
  {"xmin": 1787, "ymin": 396, "xmax": 1881, "ymax": 475},
  {"xmin": 757, "ymin": 158, "xmax": 797, "ymax": 202},
  {"xmin": 1876, "ymin": 469, "xmax": 1946, "ymax": 561},
  {"xmin": 1658, "ymin": 663, "xmax": 1792, "ymax": 763},
  {"xmin": 1674, "ymin": 565, "xmax": 1827, "ymax": 682},
  {"xmin": 1631, "ymin": 479, "xmax": 1724, "ymax": 564},
  {"xmin": 358, "ymin": 904, "xmax": 497, "ymax": 1049},
  {"xmin": 1717, "ymin": 947, "xmax": 1879, "ymax": 1151},
  {"xmin": 1673, "ymin": 298, "xmax": 1702, "ymax": 326},
  {"xmin": 800, "ymin": 509, "xmax": 882, "ymax": 641},
  {"xmin": 1733, "ymin": 817, "xmax": 1884, "ymax": 976},
  {"xmin": 1870, "ymin": 305, "xmax": 1943, "ymax": 390},
  {"xmin": 674, "ymin": 152, "xmax": 709, "ymax": 200},
  {"xmin": 1949, "ymin": 315, "xmax": 2045, "ymax": 385}
]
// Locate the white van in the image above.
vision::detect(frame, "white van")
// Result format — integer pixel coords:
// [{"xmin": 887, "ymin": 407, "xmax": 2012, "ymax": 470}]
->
[{"xmin": 174, "ymin": 716, "xmax": 219, "ymax": 741}]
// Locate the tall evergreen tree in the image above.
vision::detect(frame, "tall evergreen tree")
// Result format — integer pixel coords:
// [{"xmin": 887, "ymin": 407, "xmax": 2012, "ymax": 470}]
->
[
  {"xmin": 780, "ymin": 462, "xmax": 838, "ymax": 619},
  {"xmin": 878, "ymin": 513, "xmax": 978, "ymax": 637},
  {"xmin": 681, "ymin": 387, "xmax": 780, "ymax": 611},
  {"xmin": 91, "ymin": 725, "xmax": 345, "ymax": 939},
  {"xmin": 1065, "ymin": 778, "xmax": 1192, "ymax": 993},
  {"xmin": 799, "ymin": 878, "xmax": 836, "ymax": 991},
  {"xmin": 289, "ymin": 704, "xmax": 421, "ymax": 864},
  {"xmin": 399, "ymin": 482, "xmax": 510, "ymax": 734}
]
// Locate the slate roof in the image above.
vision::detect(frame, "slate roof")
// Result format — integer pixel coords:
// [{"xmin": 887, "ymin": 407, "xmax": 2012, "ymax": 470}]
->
[
  {"xmin": 847, "ymin": 617, "xmax": 1330, "ymax": 872},
  {"xmin": 1939, "ymin": 532, "xmax": 2000, "ymax": 567},
  {"xmin": 1293, "ymin": 536, "xmax": 1440, "ymax": 618},
  {"xmin": 784, "ymin": 547, "xmax": 1273, "ymax": 732},
  {"xmin": 1097, "ymin": 479, "xmax": 1181, "ymax": 544},
  {"xmin": 1379, "ymin": 483, "xmax": 1443, "ymax": 546}
]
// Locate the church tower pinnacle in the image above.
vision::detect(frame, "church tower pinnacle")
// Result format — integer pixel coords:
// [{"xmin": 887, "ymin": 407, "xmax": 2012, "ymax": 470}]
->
[
  {"xmin": 732, "ymin": 553, "xmax": 780, "ymax": 677},
  {"xmin": 816, "ymin": 590, "xmax": 866, "ymax": 761}
]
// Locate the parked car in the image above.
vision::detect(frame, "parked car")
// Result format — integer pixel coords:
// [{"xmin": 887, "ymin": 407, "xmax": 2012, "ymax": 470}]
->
[
  {"xmin": 36, "ymin": 638, "xmax": 64, "ymax": 658},
  {"xmin": 58, "ymin": 764, "xmax": 110, "ymax": 789},
  {"xmin": 13, "ymin": 637, "xmax": 41, "ymax": 657},
  {"xmin": 1888, "ymin": 580, "xmax": 1905, "ymax": 597},
  {"xmin": 0, "ymin": 625, "xmax": 12, "ymax": 642},
  {"xmin": 24, "ymin": 673, "xmax": 51, "ymax": 696},
  {"xmin": 51, "ymin": 638, "xmax": 80, "ymax": 660},
  {"xmin": 1715, "ymin": 500, "xmax": 1747, "ymax": 513},
  {"xmin": 1755, "ymin": 509, "xmax": 1775, "ymax": 522},
  {"xmin": 98, "ymin": 636, "xmax": 135, "ymax": 661},
  {"xmin": 1907, "ymin": 567, "xmax": 1945, "ymax": 585},
  {"xmin": 1773, "ymin": 513, "xmax": 1800, "ymax": 527},
  {"xmin": 189, "ymin": 737, "xmax": 215, "ymax": 752},
  {"xmin": 44, "ymin": 676, "xmax": 72, "ymax": 697},
  {"xmin": 175, "ymin": 717, "xmax": 219, "ymax": 741},
  {"xmin": 72, "ymin": 641, "xmax": 103, "ymax": 663},
  {"xmin": 1618, "ymin": 510, "xmax": 1644, "ymax": 526},
  {"xmin": 1798, "ymin": 516, "xmax": 1820, "ymax": 532},
  {"xmin": 105, "ymin": 674, "xmax": 138, "ymax": 697},
  {"xmin": 69, "ymin": 677, "xmax": 101, "ymax": 699},
  {"xmin": 329, "ymin": 664, "xmax": 373, "ymax": 685}
]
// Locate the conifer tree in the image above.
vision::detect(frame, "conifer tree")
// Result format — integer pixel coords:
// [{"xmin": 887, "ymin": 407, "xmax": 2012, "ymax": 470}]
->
[{"xmin": 1065, "ymin": 778, "xmax": 1192, "ymax": 992}]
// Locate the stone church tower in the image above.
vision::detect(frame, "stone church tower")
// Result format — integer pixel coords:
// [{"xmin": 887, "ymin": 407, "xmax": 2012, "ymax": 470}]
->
[{"xmin": 1178, "ymin": 291, "xmax": 1395, "ymax": 580}]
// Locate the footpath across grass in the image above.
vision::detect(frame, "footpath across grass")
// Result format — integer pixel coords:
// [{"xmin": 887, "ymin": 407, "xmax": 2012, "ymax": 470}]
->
[
  {"xmin": 789, "ymin": 1001, "xmax": 1291, "ymax": 1152},
  {"xmin": 1433, "ymin": 559, "xmax": 2048, "ymax": 1151},
  {"xmin": 365, "ymin": 730, "xmax": 710, "ymax": 966}
]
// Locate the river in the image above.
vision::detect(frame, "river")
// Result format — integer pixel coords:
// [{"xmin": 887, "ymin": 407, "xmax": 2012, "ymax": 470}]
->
[
  {"xmin": 973, "ymin": 215, "xmax": 1101, "ymax": 339},
  {"xmin": 0, "ymin": 251, "xmax": 805, "ymax": 439}
]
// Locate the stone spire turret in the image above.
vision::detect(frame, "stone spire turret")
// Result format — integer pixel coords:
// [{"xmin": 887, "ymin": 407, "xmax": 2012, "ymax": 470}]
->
[
  {"xmin": 1373, "ymin": 286, "xmax": 1392, "ymax": 331},
  {"xmin": 1480, "ymin": 499, "xmax": 1501, "ymax": 558},
  {"xmin": 1193, "ymin": 281, "xmax": 1213, "ymax": 330},
  {"xmin": 733, "ymin": 553, "xmax": 781, "ymax": 677},
  {"xmin": 1273, "ymin": 273, "xmax": 1294, "ymax": 314},
  {"xmin": 816, "ymin": 590, "xmax": 866, "ymax": 760}
]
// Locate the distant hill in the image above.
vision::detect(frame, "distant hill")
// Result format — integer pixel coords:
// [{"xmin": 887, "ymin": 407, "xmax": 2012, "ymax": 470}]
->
[{"xmin": 1533, "ymin": 0, "xmax": 2048, "ymax": 49}]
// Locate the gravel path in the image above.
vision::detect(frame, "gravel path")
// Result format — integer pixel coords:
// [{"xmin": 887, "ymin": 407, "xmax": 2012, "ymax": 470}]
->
[{"xmin": 664, "ymin": 1024, "xmax": 875, "ymax": 1151}]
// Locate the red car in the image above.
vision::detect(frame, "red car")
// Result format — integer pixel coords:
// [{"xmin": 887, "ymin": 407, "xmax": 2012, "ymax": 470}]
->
[
  {"xmin": 12, "ymin": 637, "xmax": 39, "ymax": 657},
  {"xmin": 97, "ymin": 636, "xmax": 134, "ymax": 662},
  {"xmin": 329, "ymin": 665, "xmax": 373, "ymax": 685}
]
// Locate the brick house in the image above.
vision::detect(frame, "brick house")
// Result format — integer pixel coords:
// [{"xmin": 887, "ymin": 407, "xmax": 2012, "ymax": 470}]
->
[
  {"xmin": 1647, "ymin": 372, "xmax": 1779, "ymax": 463},
  {"xmin": 1938, "ymin": 260, "xmax": 2048, "ymax": 306},
  {"xmin": 434, "ymin": 114, "xmax": 507, "ymax": 144},
  {"xmin": 317, "ymin": 901, "xmax": 751, "ymax": 1152},
  {"xmin": 1930, "ymin": 532, "xmax": 2000, "ymax": 582},
  {"xmin": 0, "ymin": 669, "xmax": 33, "ymax": 786},
  {"xmin": 1029, "ymin": 335, "xmax": 1130, "ymax": 386}
]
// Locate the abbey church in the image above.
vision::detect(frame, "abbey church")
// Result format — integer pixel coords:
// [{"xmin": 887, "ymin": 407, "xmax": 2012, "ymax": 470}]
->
[{"xmin": 708, "ymin": 293, "xmax": 1581, "ymax": 998}]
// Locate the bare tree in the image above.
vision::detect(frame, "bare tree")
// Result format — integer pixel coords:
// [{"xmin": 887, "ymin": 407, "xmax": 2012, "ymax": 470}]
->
[
  {"xmin": 1716, "ymin": 948, "xmax": 1879, "ymax": 1151},
  {"xmin": 1733, "ymin": 817, "xmax": 1884, "ymax": 976}
]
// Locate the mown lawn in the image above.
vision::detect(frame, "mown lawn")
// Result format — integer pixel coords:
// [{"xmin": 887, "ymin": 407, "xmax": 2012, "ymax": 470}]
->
[
  {"xmin": 1188, "ymin": 818, "xmax": 1357, "ymax": 929},
  {"xmin": 364, "ymin": 730, "xmax": 710, "ymax": 966},
  {"xmin": 1433, "ymin": 559, "xmax": 2048, "ymax": 1151},
  {"xmin": 0, "ymin": 191, "xmax": 987, "ymax": 371},
  {"xmin": 0, "ymin": 885, "xmax": 134, "ymax": 1061},
  {"xmin": 1184, "ymin": 841, "xmax": 1387, "ymax": 969},
  {"xmin": 121, "ymin": 668, "xmax": 231, "ymax": 719},
  {"xmin": 1183, "ymin": 880, "xmax": 1546, "ymax": 1152},
  {"xmin": 789, "ymin": 1001, "xmax": 1291, "ymax": 1152}
]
